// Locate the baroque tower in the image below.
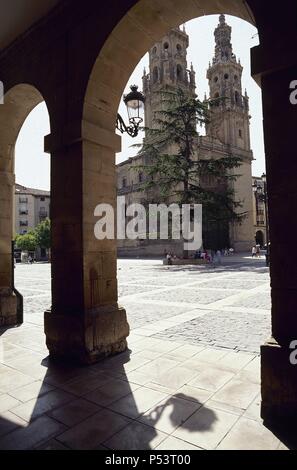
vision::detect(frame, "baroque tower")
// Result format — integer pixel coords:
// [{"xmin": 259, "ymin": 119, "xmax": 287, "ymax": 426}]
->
[
  {"xmin": 142, "ymin": 26, "xmax": 196, "ymax": 130},
  {"xmin": 206, "ymin": 14, "xmax": 251, "ymax": 151},
  {"xmin": 206, "ymin": 14, "xmax": 254, "ymax": 251}
]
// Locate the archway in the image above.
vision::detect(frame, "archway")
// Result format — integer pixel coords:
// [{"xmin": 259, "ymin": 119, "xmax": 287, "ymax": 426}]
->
[
  {"xmin": 0, "ymin": 84, "xmax": 49, "ymax": 327},
  {"xmin": 81, "ymin": 1, "xmax": 258, "ymax": 355},
  {"xmin": 78, "ymin": 0, "xmax": 297, "ymax": 424},
  {"xmin": 255, "ymin": 230, "xmax": 264, "ymax": 247}
]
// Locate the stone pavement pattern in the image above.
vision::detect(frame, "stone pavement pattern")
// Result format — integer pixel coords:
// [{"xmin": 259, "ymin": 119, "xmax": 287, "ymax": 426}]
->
[{"xmin": 0, "ymin": 258, "xmax": 292, "ymax": 449}]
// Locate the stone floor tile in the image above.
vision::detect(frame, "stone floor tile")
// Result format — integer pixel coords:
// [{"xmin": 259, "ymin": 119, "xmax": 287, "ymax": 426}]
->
[
  {"xmin": 8, "ymin": 381, "xmax": 55, "ymax": 402},
  {"xmin": 172, "ymin": 405, "xmax": 239, "ymax": 450},
  {"xmin": 109, "ymin": 387, "xmax": 169, "ymax": 419},
  {"xmin": 56, "ymin": 409, "xmax": 131, "ymax": 450},
  {"xmin": 84, "ymin": 378, "xmax": 140, "ymax": 407},
  {"xmin": 57, "ymin": 372, "xmax": 115, "ymax": 397},
  {"xmin": 216, "ymin": 351, "xmax": 256, "ymax": 371},
  {"xmin": 243, "ymin": 394, "xmax": 262, "ymax": 422},
  {"xmin": 212, "ymin": 379, "xmax": 259, "ymax": 410},
  {"xmin": 136, "ymin": 358, "xmax": 181, "ymax": 381},
  {"xmin": 11, "ymin": 389, "xmax": 76, "ymax": 422},
  {"xmin": 0, "ymin": 369, "xmax": 35, "ymax": 394},
  {"xmin": 103, "ymin": 421, "xmax": 167, "ymax": 450},
  {"xmin": 35, "ymin": 439, "xmax": 70, "ymax": 450},
  {"xmin": 155, "ymin": 436, "xmax": 202, "ymax": 450},
  {"xmin": 48, "ymin": 398, "xmax": 101, "ymax": 426},
  {"xmin": 176, "ymin": 386, "xmax": 213, "ymax": 405},
  {"xmin": 188, "ymin": 366, "xmax": 234, "ymax": 392},
  {"xmin": 151, "ymin": 366, "xmax": 199, "ymax": 390},
  {"xmin": 195, "ymin": 348, "xmax": 230, "ymax": 364},
  {"xmin": 217, "ymin": 417, "xmax": 280, "ymax": 450},
  {"xmin": 0, "ymin": 394, "xmax": 20, "ymax": 413},
  {"xmin": 0, "ymin": 411, "xmax": 28, "ymax": 438},
  {"xmin": 0, "ymin": 415, "xmax": 66, "ymax": 450}
]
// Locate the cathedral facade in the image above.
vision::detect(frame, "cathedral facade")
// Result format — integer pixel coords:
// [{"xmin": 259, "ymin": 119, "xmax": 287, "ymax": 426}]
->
[{"xmin": 117, "ymin": 15, "xmax": 254, "ymax": 256}]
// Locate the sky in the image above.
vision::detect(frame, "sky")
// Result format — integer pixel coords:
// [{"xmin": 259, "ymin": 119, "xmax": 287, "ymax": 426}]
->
[{"xmin": 15, "ymin": 14, "xmax": 265, "ymax": 191}]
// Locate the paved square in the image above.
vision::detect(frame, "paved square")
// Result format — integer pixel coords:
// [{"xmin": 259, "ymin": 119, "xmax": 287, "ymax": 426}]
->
[{"xmin": 0, "ymin": 256, "xmax": 291, "ymax": 450}]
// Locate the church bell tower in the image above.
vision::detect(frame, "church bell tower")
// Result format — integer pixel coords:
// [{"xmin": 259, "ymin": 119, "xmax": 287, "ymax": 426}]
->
[
  {"xmin": 206, "ymin": 14, "xmax": 251, "ymax": 152},
  {"xmin": 142, "ymin": 26, "xmax": 196, "ymax": 130}
]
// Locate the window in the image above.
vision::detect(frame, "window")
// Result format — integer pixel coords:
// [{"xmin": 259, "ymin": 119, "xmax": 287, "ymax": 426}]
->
[
  {"xmin": 234, "ymin": 75, "xmax": 238, "ymax": 81},
  {"xmin": 163, "ymin": 42, "xmax": 169, "ymax": 50},
  {"xmin": 19, "ymin": 197, "xmax": 28, "ymax": 203},
  {"xmin": 224, "ymin": 73, "xmax": 229, "ymax": 79},
  {"xmin": 176, "ymin": 44, "xmax": 182, "ymax": 52},
  {"xmin": 40, "ymin": 197, "xmax": 45, "ymax": 201},
  {"xmin": 153, "ymin": 66, "xmax": 158, "ymax": 84},
  {"xmin": 139, "ymin": 172, "xmax": 143, "ymax": 183},
  {"xmin": 176, "ymin": 64, "xmax": 183, "ymax": 81},
  {"xmin": 235, "ymin": 91, "xmax": 239, "ymax": 104},
  {"xmin": 239, "ymin": 129, "xmax": 242, "ymax": 138},
  {"xmin": 152, "ymin": 46, "xmax": 157, "ymax": 55},
  {"xmin": 20, "ymin": 221, "xmax": 28, "ymax": 227},
  {"xmin": 19, "ymin": 210, "xmax": 28, "ymax": 215},
  {"xmin": 122, "ymin": 178, "xmax": 127, "ymax": 188},
  {"xmin": 214, "ymin": 76, "xmax": 218, "ymax": 83}
]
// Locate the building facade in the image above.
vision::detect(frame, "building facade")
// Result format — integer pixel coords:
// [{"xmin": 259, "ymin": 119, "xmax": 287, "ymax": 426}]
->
[
  {"xmin": 252, "ymin": 175, "xmax": 268, "ymax": 247},
  {"xmin": 117, "ymin": 15, "xmax": 255, "ymax": 256},
  {"xmin": 15, "ymin": 183, "xmax": 50, "ymax": 236}
]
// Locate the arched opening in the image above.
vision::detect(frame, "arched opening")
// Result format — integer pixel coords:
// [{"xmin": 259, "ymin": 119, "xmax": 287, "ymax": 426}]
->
[
  {"xmin": 83, "ymin": 4, "xmax": 267, "ymax": 347},
  {"xmin": 0, "ymin": 84, "xmax": 51, "ymax": 327},
  {"xmin": 153, "ymin": 66, "xmax": 159, "ymax": 83},
  {"xmin": 176, "ymin": 64, "xmax": 183, "ymax": 81},
  {"xmin": 255, "ymin": 230, "xmax": 264, "ymax": 247},
  {"xmin": 14, "ymin": 100, "xmax": 51, "ymax": 324}
]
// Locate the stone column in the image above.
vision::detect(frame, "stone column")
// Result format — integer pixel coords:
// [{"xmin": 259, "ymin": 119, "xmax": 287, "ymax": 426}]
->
[
  {"xmin": 44, "ymin": 120, "xmax": 129, "ymax": 364},
  {"xmin": 252, "ymin": 42, "xmax": 297, "ymax": 421},
  {"xmin": 0, "ymin": 168, "xmax": 19, "ymax": 327}
]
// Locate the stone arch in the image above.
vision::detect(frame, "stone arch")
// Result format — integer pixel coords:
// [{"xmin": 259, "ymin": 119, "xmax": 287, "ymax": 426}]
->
[
  {"xmin": 82, "ymin": 1, "xmax": 255, "ymax": 138},
  {"xmin": 77, "ymin": 0, "xmax": 258, "ymax": 362},
  {"xmin": 0, "ymin": 83, "xmax": 48, "ymax": 326}
]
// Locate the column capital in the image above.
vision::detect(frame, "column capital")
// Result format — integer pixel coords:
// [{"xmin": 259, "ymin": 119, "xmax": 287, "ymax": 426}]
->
[{"xmin": 44, "ymin": 119, "xmax": 121, "ymax": 153}]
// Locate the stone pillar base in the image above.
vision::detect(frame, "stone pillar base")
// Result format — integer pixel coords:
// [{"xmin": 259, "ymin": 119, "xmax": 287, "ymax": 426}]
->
[
  {"xmin": 261, "ymin": 338, "xmax": 297, "ymax": 423},
  {"xmin": 0, "ymin": 288, "xmax": 19, "ymax": 327},
  {"xmin": 44, "ymin": 304, "xmax": 130, "ymax": 364}
]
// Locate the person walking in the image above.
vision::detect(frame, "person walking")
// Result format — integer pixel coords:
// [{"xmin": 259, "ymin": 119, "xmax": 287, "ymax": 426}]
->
[{"xmin": 252, "ymin": 246, "xmax": 257, "ymax": 258}]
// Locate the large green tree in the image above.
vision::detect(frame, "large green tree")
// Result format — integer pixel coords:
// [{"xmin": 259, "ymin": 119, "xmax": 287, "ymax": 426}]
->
[
  {"xmin": 15, "ymin": 232, "xmax": 37, "ymax": 252},
  {"xmin": 34, "ymin": 218, "xmax": 51, "ymax": 251},
  {"xmin": 136, "ymin": 86, "xmax": 245, "ymax": 250}
]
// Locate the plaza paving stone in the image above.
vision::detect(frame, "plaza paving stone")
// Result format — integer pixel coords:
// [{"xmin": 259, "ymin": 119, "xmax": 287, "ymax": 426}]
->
[{"xmin": 0, "ymin": 257, "xmax": 294, "ymax": 449}]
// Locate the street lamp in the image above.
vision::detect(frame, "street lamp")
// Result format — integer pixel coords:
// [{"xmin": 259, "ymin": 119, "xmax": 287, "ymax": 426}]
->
[{"xmin": 116, "ymin": 85, "xmax": 145, "ymax": 138}]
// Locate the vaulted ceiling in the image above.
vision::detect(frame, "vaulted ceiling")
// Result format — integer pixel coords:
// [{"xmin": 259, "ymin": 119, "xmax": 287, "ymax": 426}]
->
[{"xmin": 0, "ymin": 0, "xmax": 61, "ymax": 50}]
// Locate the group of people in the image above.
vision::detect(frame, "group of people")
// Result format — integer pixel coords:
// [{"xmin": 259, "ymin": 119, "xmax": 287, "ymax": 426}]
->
[
  {"xmin": 251, "ymin": 244, "xmax": 261, "ymax": 258},
  {"xmin": 164, "ymin": 247, "xmax": 234, "ymax": 266}
]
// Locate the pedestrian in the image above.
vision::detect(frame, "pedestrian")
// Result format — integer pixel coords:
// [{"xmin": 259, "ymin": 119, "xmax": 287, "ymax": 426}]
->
[
  {"xmin": 216, "ymin": 249, "xmax": 222, "ymax": 265},
  {"xmin": 167, "ymin": 252, "xmax": 172, "ymax": 265},
  {"xmin": 256, "ymin": 244, "xmax": 261, "ymax": 258},
  {"xmin": 252, "ymin": 246, "xmax": 257, "ymax": 258}
]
